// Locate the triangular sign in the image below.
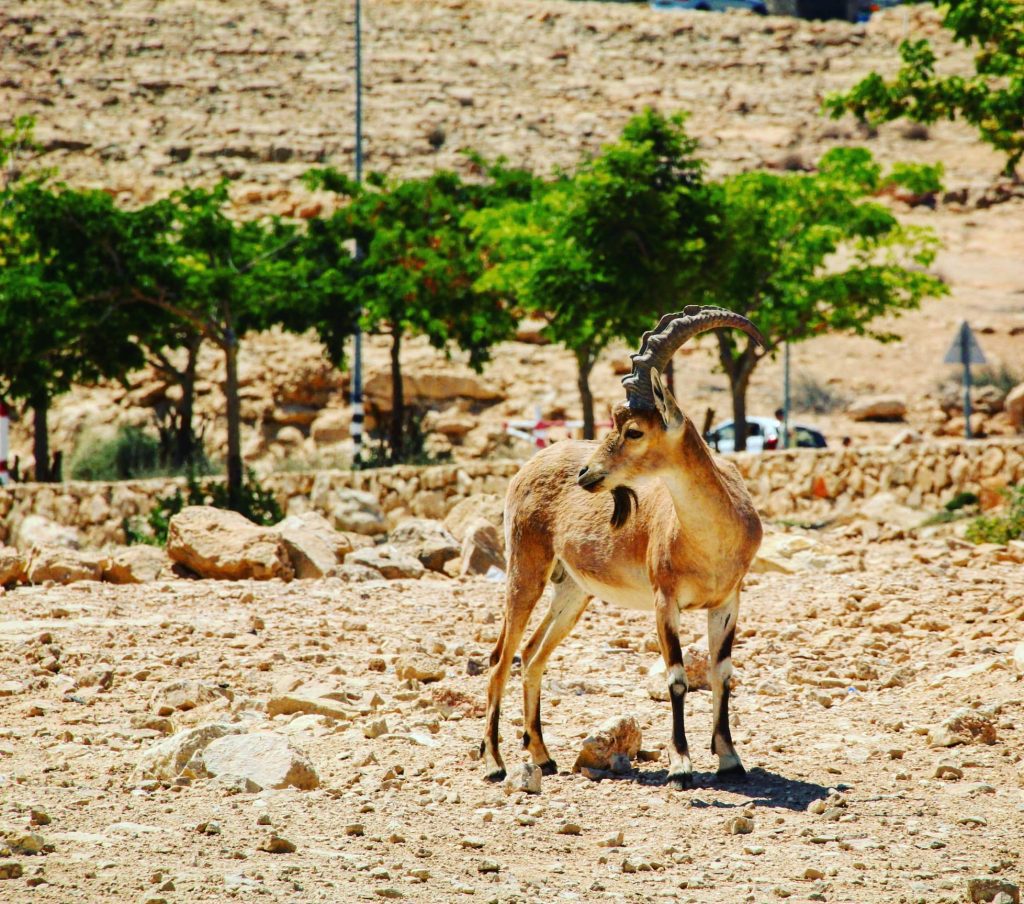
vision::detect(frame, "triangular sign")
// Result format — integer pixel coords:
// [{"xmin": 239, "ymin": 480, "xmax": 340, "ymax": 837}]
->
[{"xmin": 942, "ymin": 321, "xmax": 987, "ymax": 365}]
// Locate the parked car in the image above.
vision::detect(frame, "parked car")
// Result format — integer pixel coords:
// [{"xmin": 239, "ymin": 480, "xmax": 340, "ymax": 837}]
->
[
  {"xmin": 650, "ymin": 0, "xmax": 768, "ymax": 14},
  {"xmin": 705, "ymin": 417, "xmax": 827, "ymax": 453}
]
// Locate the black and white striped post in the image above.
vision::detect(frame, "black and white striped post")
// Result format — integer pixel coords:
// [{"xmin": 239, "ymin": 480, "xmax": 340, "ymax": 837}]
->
[{"xmin": 350, "ymin": 0, "xmax": 365, "ymax": 461}]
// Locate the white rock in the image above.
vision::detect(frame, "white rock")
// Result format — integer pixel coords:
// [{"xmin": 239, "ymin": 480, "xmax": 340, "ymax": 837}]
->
[
  {"xmin": 166, "ymin": 506, "xmax": 293, "ymax": 581},
  {"xmin": 504, "ymin": 763, "xmax": 542, "ymax": 795},
  {"xmin": 135, "ymin": 723, "xmax": 244, "ymax": 781},
  {"xmin": 201, "ymin": 732, "xmax": 320, "ymax": 791}
]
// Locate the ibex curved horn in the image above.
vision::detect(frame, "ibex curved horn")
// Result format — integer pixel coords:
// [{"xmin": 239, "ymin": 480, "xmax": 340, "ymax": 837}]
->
[{"xmin": 622, "ymin": 305, "xmax": 767, "ymax": 410}]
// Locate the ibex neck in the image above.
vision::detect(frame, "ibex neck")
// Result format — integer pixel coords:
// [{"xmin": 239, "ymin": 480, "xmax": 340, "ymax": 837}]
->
[{"xmin": 660, "ymin": 421, "xmax": 736, "ymax": 528}]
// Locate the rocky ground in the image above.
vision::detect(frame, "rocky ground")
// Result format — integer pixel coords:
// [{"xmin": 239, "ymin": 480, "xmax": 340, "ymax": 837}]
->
[
  {"xmin": 1, "ymin": 529, "xmax": 1022, "ymax": 903},
  {"xmin": 3, "ymin": 0, "xmax": 1024, "ymax": 473}
]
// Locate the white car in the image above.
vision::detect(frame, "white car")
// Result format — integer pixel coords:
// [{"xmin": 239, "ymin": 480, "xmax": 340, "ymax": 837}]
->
[{"xmin": 706, "ymin": 417, "xmax": 828, "ymax": 453}]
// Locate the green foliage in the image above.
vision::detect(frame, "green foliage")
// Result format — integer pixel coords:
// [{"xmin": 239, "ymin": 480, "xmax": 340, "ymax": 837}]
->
[
  {"xmin": 965, "ymin": 485, "xmax": 1024, "ymax": 544},
  {"xmin": 70, "ymin": 427, "xmax": 162, "ymax": 481},
  {"xmin": 470, "ymin": 109, "xmax": 712, "ymax": 436},
  {"xmin": 946, "ymin": 490, "xmax": 980, "ymax": 511},
  {"xmin": 701, "ymin": 146, "xmax": 948, "ymax": 449},
  {"xmin": 823, "ymin": 0, "xmax": 1024, "ymax": 176},
  {"xmin": 126, "ymin": 468, "xmax": 283, "ymax": 546},
  {"xmin": 971, "ymin": 363, "xmax": 1023, "ymax": 395},
  {"xmin": 885, "ymin": 161, "xmax": 945, "ymax": 197}
]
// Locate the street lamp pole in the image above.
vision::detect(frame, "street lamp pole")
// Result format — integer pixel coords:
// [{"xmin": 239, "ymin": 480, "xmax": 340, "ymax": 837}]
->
[{"xmin": 351, "ymin": 0, "xmax": 365, "ymax": 461}]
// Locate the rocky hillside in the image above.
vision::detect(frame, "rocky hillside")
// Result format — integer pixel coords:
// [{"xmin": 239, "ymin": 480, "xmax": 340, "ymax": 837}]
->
[{"xmin": 3, "ymin": 0, "xmax": 1023, "ymax": 472}]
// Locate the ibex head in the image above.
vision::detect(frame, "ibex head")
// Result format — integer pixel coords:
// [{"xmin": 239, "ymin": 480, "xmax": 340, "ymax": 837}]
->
[{"xmin": 576, "ymin": 306, "xmax": 765, "ymax": 527}]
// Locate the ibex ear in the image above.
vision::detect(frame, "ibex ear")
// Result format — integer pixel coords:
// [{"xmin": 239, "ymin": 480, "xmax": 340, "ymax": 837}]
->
[{"xmin": 650, "ymin": 369, "xmax": 684, "ymax": 431}]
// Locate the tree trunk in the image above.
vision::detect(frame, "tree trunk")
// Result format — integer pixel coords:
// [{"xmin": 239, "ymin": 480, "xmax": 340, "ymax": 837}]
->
[
  {"xmin": 31, "ymin": 390, "xmax": 51, "ymax": 482},
  {"xmin": 730, "ymin": 369, "xmax": 751, "ymax": 452},
  {"xmin": 576, "ymin": 350, "xmax": 596, "ymax": 440},
  {"xmin": 389, "ymin": 330, "xmax": 404, "ymax": 463},
  {"xmin": 223, "ymin": 331, "xmax": 243, "ymax": 511},
  {"xmin": 175, "ymin": 334, "xmax": 201, "ymax": 468}
]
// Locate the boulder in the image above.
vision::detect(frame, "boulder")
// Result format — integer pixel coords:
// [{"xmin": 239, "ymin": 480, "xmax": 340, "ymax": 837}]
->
[
  {"xmin": 200, "ymin": 732, "xmax": 319, "ymax": 791},
  {"xmin": 1007, "ymin": 382, "xmax": 1024, "ymax": 432},
  {"xmin": 927, "ymin": 708, "xmax": 998, "ymax": 748},
  {"xmin": 389, "ymin": 518, "xmax": 460, "ymax": 573},
  {"xmin": 166, "ymin": 506, "xmax": 293, "ymax": 581},
  {"xmin": 445, "ymin": 494, "xmax": 504, "ymax": 544},
  {"xmin": 647, "ymin": 642, "xmax": 711, "ymax": 700},
  {"xmin": 328, "ymin": 488, "xmax": 387, "ymax": 536},
  {"xmin": 364, "ymin": 368, "xmax": 505, "ymax": 411},
  {"xmin": 394, "ymin": 653, "xmax": 446, "ymax": 683},
  {"xmin": 857, "ymin": 492, "xmax": 922, "ymax": 530},
  {"xmin": 0, "ymin": 546, "xmax": 25, "ymax": 586},
  {"xmin": 459, "ymin": 519, "xmax": 505, "ymax": 576},
  {"xmin": 14, "ymin": 515, "xmax": 81, "ymax": 551},
  {"xmin": 573, "ymin": 715, "xmax": 642, "ymax": 772},
  {"xmin": 847, "ymin": 395, "xmax": 907, "ymax": 422},
  {"xmin": 274, "ymin": 511, "xmax": 353, "ymax": 579},
  {"xmin": 151, "ymin": 679, "xmax": 233, "ymax": 717},
  {"xmin": 346, "ymin": 544, "xmax": 424, "ymax": 580},
  {"xmin": 26, "ymin": 546, "xmax": 104, "ymax": 584},
  {"xmin": 103, "ymin": 545, "xmax": 169, "ymax": 584},
  {"xmin": 310, "ymin": 409, "xmax": 350, "ymax": 445},
  {"xmin": 135, "ymin": 722, "xmax": 244, "ymax": 781}
]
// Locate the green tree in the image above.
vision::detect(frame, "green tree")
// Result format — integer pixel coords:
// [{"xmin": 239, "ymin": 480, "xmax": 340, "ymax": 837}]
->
[
  {"xmin": 700, "ymin": 148, "xmax": 948, "ymax": 451},
  {"xmin": 124, "ymin": 183, "xmax": 308, "ymax": 507},
  {"xmin": 471, "ymin": 110, "xmax": 711, "ymax": 438},
  {"xmin": 823, "ymin": 0, "xmax": 1024, "ymax": 177},
  {"xmin": 303, "ymin": 166, "xmax": 523, "ymax": 461},
  {"xmin": 0, "ymin": 182, "xmax": 166, "ymax": 480}
]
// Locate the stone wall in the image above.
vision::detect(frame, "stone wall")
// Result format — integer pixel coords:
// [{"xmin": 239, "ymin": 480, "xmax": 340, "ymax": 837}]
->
[{"xmin": 1, "ymin": 440, "xmax": 1022, "ymax": 549}]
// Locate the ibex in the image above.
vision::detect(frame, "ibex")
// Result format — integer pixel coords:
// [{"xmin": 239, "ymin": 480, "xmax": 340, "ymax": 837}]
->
[{"xmin": 482, "ymin": 306, "xmax": 766, "ymax": 790}]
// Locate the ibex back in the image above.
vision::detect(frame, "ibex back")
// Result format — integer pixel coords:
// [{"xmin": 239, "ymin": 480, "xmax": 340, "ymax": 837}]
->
[{"xmin": 482, "ymin": 306, "xmax": 766, "ymax": 790}]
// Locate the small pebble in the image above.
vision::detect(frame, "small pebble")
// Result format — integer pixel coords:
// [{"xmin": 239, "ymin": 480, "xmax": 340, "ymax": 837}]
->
[{"xmin": 725, "ymin": 816, "xmax": 754, "ymax": 835}]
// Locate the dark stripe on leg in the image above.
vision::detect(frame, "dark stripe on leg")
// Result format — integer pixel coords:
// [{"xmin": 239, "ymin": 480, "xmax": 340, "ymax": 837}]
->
[
  {"xmin": 717, "ymin": 625, "xmax": 735, "ymax": 664},
  {"xmin": 670, "ymin": 683, "xmax": 688, "ymax": 757},
  {"xmin": 488, "ymin": 704, "xmax": 501, "ymax": 753},
  {"xmin": 712, "ymin": 679, "xmax": 734, "ymax": 750},
  {"xmin": 521, "ymin": 730, "xmax": 531, "ymax": 750}
]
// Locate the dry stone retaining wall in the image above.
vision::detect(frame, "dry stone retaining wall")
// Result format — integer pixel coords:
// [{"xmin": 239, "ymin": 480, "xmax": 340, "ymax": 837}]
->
[{"xmin": 1, "ymin": 441, "xmax": 1022, "ymax": 548}]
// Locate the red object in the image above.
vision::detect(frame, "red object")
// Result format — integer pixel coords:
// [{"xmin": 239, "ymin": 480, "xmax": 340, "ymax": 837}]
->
[{"xmin": 763, "ymin": 435, "xmax": 779, "ymax": 450}]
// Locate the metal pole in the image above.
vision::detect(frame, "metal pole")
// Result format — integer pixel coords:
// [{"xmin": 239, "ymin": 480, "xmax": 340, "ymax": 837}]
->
[
  {"xmin": 350, "ymin": 0, "xmax": 365, "ymax": 461},
  {"xmin": 0, "ymin": 399, "xmax": 9, "ymax": 486},
  {"xmin": 782, "ymin": 341, "xmax": 791, "ymax": 449},
  {"xmin": 962, "ymin": 327, "xmax": 972, "ymax": 440}
]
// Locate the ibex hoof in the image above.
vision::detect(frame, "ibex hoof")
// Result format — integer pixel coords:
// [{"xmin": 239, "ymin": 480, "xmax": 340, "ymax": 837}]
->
[
  {"xmin": 484, "ymin": 767, "xmax": 507, "ymax": 783},
  {"xmin": 538, "ymin": 759, "xmax": 558, "ymax": 776},
  {"xmin": 668, "ymin": 772, "xmax": 694, "ymax": 791},
  {"xmin": 716, "ymin": 764, "xmax": 748, "ymax": 783}
]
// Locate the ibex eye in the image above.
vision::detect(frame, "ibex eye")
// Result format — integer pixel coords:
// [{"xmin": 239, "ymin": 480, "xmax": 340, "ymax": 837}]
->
[{"xmin": 625, "ymin": 429, "xmax": 644, "ymax": 440}]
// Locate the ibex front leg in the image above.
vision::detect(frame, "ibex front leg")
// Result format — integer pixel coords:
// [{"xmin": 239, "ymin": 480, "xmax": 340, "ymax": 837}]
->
[
  {"xmin": 655, "ymin": 591, "xmax": 692, "ymax": 790},
  {"xmin": 708, "ymin": 592, "xmax": 745, "ymax": 781}
]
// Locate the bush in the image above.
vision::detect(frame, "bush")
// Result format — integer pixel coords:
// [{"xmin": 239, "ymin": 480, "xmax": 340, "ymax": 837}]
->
[
  {"xmin": 125, "ymin": 468, "xmax": 283, "ymax": 546},
  {"xmin": 965, "ymin": 485, "xmax": 1024, "ymax": 545},
  {"xmin": 972, "ymin": 364, "xmax": 1023, "ymax": 397},
  {"xmin": 70, "ymin": 426, "xmax": 162, "ymax": 481},
  {"xmin": 792, "ymin": 373, "xmax": 848, "ymax": 415}
]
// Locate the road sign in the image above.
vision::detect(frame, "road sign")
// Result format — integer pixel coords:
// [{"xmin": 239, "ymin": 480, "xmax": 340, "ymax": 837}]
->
[
  {"xmin": 943, "ymin": 321, "xmax": 987, "ymax": 440},
  {"xmin": 943, "ymin": 321, "xmax": 987, "ymax": 366}
]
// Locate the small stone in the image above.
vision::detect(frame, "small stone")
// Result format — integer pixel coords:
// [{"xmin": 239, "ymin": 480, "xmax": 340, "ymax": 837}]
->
[
  {"xmin": 966, "ymin": 878, "xmax": 1019, "ymax": 904},
  {"xmin": 557, "ymin": 822, "xmax": 582, "ymax": 836},
  {"xmin": 345, "ymin": 824, "xmax": 364, "ymax": 837},
  {"xmin": 258, "ymin": 834, "xmax": 296, "ymax": 854},
  {"xmin": 256, "ymin": 814, "xmax": 271, "ymax": 826},
  {"xmin": 5, "ymin": 831, "xmax": 46, "ymax": 855},
  {"xmin": 375, "ymin": 889, "xmax": 405, "ymax": 899},
  {"xmin": 201, "ymin": 821, "xmax": 221, "ymax": 836},
  {"xmin": 201, "ymin": 732, "xmax": 320, "ymax": 791},
  {"xmin": 807, "ymin": 799, "xmax": 828, "ymax": 815},
  {"xmin": 725, "ymin": 816, "xmax": 754, "ymax": 835},
  {"xmin": 477, "ymin": 860, "xmax": 501, "ymax": 874},
  {"xmin": 364, "ymin": 719, "xmax": 389, "ymax": 739},
  {"xmin": 928, "ymin": 708, "xmax": 998, "ymax": 748},
  {"xmin": 29, "ymin": 808, "xmax": 50, "ymax": 826},
  {"xmin": 460, "ymin": 837, "xmax": 485, "ymax": 849},
  {"xmin": 394, "ymin": 654, "xmax": 445, "ymax": 683},
  {"xmin": 598, "ymin": 831, "xmax": 624, "ymax": 848},
  {"xmin": 803, "ymin": 867, "xmax": 825, "ymax": 880},
  {"xmin": 933, "ymin": 762, "xmax": 963, "ymax": 781},
  {"xmin": 0, "ymin": 862, "xmax": 24, "ymax": 880},
  {"xmin": 503, "ymin": 763, "xmax": 542, "ymax": 795},
  {"xmin": 573, "ymin": 715, "xmax": 642, "ymax": 772},
  {"xmin": 608, "ymin": 753, "xmax": 631, "ymax": 774}
]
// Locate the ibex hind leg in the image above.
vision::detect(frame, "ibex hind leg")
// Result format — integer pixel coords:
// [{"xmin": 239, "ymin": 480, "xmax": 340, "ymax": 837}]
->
[
  {"xmin": 708, "ymin": 593, "xmax": 745, "ymax": 782},
  {"xmin": 521, "ymin": 572, "xmax": 591, "ymax": 775},
  {"xmin": 481, "ymin": 544, "xmax": 550, "ymax": 782}
]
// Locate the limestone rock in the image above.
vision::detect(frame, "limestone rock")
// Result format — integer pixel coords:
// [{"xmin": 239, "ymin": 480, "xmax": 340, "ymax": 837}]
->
[
  {"xmin": 151, "ymin": 679, "xmax": 233, "ymax": 717},
  {"xmin": 200, "ymin": 732, "xmax": 319, "ymax": 790},
  {"xmin": 346, "ymin": 544, "xmax": 424, "ymax": 580},
  {"xmin": 310, "ymin": 409, "xmax": 350, "ymax": 445},
  {"xmin": 857, "ymin": 492, "xmax": 922, "ymax": 530},
  {"xmin": 459, "ymin": 519, "xmax": 505, "ymax": 576},
  {"xmin": 1014, "ymin": 641, "xmax": 1024, "ymax": 676},
  {"xmin": 327, "ymin": 488, "xmax": 387, "ymax": 536},
  {"xmin": 390, "ymin": 518, "xmax": 460, "ymax": 573},
  {"xmin": 445, "ymin": 494, "xmax": 504, "ymax": 544},
  {"xmin": 266, "ymin": 692, "xmax": 354, "ymax": 721},
  {"xmin": 103, "ymin": 545, "xmax": 169, "ymax": 584},
  {"xmin": 504, "ymin": 762, "xmax": 542, "ymax": 795},
  {"xmin": 0, "ymin": 546, "xmax": 25, "ymax": 586},
  {"xmin": 26, "ymin": 545, "xmax": 104, "ymax": 584},
  {"xmin": 166, "ymin": 506, "xmax": 293, "ymax": 581},
  {"xmin": 135, "ymin": 723, "xmax": 244, "ymax": 781},
  {"xmin": 394, "ymin": 653, "xmax": 446, "ymax": 683},
  {"xmin": 1006, "ymin": 383, "xmax": 1024, "ymax": 432},
  {"xmin": 573, "ymin": 715, "xmax": 642, "ymax": 772},
  {"xmin": 927, "ymin": 708, "xmax": 998, "ymax": 748},
  {"xmin": 14, "ymin": 514, "xmax": 81, "ymax": 551},
  {"xmin": 274, "ymin": 511, "xmax": 353, "ymax": 579},
  {"xmin": 847, "ymin": 395, "xmax": 907, "ymax": 422}
]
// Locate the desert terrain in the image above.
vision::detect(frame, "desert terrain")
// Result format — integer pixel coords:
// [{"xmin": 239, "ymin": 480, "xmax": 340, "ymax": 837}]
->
[{"xmin": 1, "ymin": 0, "xmax": 1023, "ymax": 902}]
